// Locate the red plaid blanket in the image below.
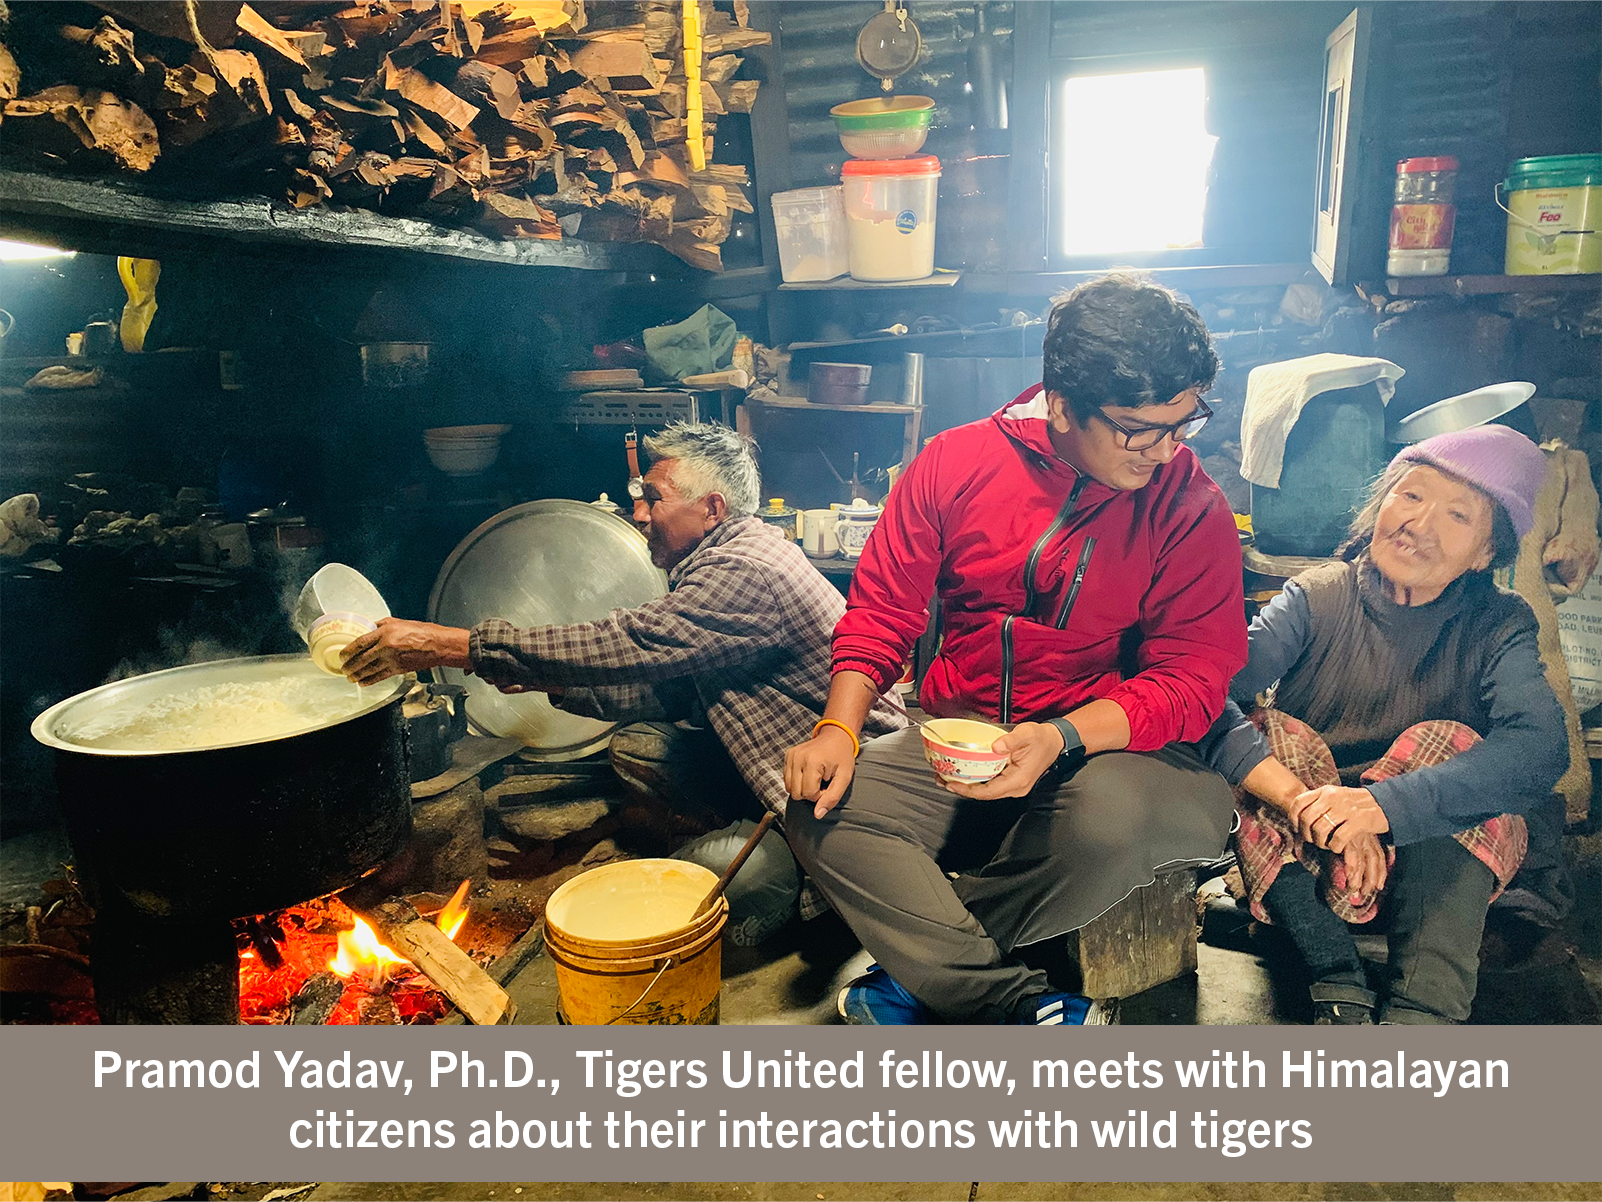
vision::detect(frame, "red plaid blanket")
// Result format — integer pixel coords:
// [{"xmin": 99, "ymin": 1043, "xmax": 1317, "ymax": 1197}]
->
[{"xmin": 1233, "ymin": 710, "xmax": 1527, "ymax": 924}]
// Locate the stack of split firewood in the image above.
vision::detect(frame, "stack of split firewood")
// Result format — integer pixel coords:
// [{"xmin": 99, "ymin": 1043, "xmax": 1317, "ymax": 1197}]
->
[{"xmin": 0, "ymin": 1, "xmax": 768, "ymax": 269}]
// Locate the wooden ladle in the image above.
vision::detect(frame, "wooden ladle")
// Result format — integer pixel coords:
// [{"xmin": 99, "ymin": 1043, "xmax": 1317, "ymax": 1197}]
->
[{"xmin": 691, "ymin": 810, "xmax": 779, "ymax": 919}]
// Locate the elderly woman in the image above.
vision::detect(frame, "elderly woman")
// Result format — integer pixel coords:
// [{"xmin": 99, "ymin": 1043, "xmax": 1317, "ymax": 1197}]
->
[{"xmin": 1206, "ymin": 425, "xmax": 1567, "ymax": 1025}]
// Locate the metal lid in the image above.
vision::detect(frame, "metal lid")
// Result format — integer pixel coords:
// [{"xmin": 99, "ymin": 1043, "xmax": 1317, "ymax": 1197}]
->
[
  {"xmin": 428, "ymin": 499, "xmax": 668, "ymax": 761},
  {"xmin": 31, "ymin": 655, "xmax": 406, "ymax": 757}
]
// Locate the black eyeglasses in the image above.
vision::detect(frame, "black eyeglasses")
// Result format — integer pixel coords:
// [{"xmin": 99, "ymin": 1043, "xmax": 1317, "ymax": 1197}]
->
[{"xmin": 1091, "ymin": 397, "xmax": 1213, "ymax": 451}]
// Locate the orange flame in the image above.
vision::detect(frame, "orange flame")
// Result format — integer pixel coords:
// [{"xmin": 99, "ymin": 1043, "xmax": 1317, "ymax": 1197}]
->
[
  {"xmin": 329, "ymin": 916, "xmax": 409, "ymax": 980},
  {"xmin": 326, "ymin": 882, "xmax": 471, "ymax": 982},
  {"xmin": 436, "ymin": 879, "xmax": 471, "ymax": 941}
]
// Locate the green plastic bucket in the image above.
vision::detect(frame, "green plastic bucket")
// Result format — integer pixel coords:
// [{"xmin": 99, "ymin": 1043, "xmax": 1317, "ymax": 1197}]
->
[{"xmin": 1499, "ymin": 154, "xmax": 1602, "ymax": 275}]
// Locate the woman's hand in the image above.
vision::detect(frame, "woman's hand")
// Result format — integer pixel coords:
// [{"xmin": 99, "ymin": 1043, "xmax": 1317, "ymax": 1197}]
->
[
  {"xmin": 1339, "ymin": 831, "xmax": 1389, "ymax": 901},
  {"xmin": 785, "ymin": 725, "xmax": 858, "ymax": 819},
  {"xmin": 942, "ymin": 721, "xmax": 1065, "ymax": 801},
  {"xmin": 1287, "ymin": 784, "xmax": 1390, "ymax": 853}
]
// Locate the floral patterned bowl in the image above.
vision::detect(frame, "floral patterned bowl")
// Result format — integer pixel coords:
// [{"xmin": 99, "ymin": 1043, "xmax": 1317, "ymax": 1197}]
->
[{"xmin": 920, "ymin": 718, "xmax": 1009, "ymax": 784}]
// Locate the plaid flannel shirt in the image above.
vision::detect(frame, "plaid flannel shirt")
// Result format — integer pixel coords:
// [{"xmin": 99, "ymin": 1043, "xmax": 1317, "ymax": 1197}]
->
[{"xmin": 469, "ymin": 516, "xmax": 908, "ymax": 917}]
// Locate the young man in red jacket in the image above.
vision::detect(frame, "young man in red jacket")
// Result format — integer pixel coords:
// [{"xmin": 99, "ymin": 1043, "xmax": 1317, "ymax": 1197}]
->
[{"xmin": 784, "ymin": 273, "xmax": 1246, "ymax": 1025}]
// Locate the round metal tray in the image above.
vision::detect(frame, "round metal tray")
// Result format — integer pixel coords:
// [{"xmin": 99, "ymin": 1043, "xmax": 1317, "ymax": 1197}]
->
[
  {"xmin": 1390, "ymin": 381, "xmax": 1536, "ymax": 444},
  {"xmin": 428, "ymin": 499, "xmax": 667, "ymax": 761}
]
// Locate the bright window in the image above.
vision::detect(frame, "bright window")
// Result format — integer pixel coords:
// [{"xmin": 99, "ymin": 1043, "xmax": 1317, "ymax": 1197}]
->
[
  {"xmin": 1058, "ymin": 67, "xmax": 1218, "ymax": 256},
  {"xmin": 0, "ymin": 239, "xmax": 75, "ymax": 261}
]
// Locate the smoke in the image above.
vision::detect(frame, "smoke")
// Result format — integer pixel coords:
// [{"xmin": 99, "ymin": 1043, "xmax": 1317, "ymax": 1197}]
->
[{"xmin": 101, "ymin": 628, "xmax": 259, "ymax": 685}]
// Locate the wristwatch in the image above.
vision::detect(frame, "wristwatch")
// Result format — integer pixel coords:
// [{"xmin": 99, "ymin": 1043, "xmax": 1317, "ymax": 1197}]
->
[{"xmin": 1045, "ymin": 717, "xmax": 1086, "ymax": 770}]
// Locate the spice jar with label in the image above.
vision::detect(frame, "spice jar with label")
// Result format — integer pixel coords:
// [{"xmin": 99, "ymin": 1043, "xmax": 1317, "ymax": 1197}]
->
[{"xmin": 1388, "ymin": 156, "xmax": 1459, "ymax": 276}]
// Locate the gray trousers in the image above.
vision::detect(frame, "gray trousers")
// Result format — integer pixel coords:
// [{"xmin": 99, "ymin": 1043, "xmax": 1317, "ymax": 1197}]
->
[
  {"xmin": 609, "ymin": 722, "xmax": 801, "ymax": 947},
  {"xmin": 786, "ymin": 725, "xmax": 1236, "ymax": 1021}
]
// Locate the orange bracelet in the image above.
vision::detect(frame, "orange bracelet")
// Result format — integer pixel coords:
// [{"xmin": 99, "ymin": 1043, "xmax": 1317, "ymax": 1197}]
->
[{"xmin": 812, "ymin": 718, "xmax": 861, "ymax": 758}]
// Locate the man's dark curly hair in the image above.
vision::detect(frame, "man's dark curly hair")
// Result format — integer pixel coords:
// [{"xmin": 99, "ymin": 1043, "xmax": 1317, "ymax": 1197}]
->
[{"xmin": 1041, "ymin": 273, "xmax": 1220, "ymax": 423}]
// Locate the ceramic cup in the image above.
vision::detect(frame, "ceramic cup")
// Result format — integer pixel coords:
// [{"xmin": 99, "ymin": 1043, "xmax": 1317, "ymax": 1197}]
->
[{"xmin": 800, "ymin": 508, "xmax": 839, "ymax": 556}]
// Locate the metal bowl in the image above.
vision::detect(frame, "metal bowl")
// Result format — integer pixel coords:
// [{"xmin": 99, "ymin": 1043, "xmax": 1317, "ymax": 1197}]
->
[{"xmin": 1390, "ymin": 382, "xmax": 1536, "ymax": 444}]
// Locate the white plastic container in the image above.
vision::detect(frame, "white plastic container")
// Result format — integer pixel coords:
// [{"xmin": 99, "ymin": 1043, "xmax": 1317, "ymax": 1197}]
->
[
  {"xmin": 770, "ymin": 186, "xmax": 849, "ymax": 283},
  {"xmin": 840, "ymin": 155, "xmax": 940, "ymax": 282},
  {"xmin": 292, "ymin": 563, "xmax": 391, "ymax": 675}
]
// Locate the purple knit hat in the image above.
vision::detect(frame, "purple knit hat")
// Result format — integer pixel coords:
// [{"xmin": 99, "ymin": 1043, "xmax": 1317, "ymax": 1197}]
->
[{"xmin": 1391, "ymin": 424, "xmax": 1547, "ymax": 539}]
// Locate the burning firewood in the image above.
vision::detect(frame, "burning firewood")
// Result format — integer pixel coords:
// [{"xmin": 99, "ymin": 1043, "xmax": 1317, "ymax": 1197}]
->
[
  {"xmin": 288, "ymin": 970, "xmax": 346, "ymax": 1025},
  {"xmin": 353, "ymin": 895, "xmax": 515, "ymax": 1026}
]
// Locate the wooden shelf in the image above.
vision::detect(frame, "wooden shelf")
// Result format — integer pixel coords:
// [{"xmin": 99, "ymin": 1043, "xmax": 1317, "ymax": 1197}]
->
[
  {"xmin": 738, "ymin": 396, "xmax": 925, "ymax": 469},
  {"xmin": 745, "ymin": 397, "xmax": 920, "ymax": 415},
  {"xmin": 1379, "ymin": 273, "xmax": 1602, "ymax": 298},
  {"xmin": 786, "ymin": 323, "xmax": 1039, "ymax": 354},
  {"xmin": 778, "ymin": 271, "xmax": 962, "ymax": 291},
  {"xmin": 805, "ymin": 553, "xmax": 857, "ymax": 577},
  {"xmin": 0, "ymin": 167, "xmax": 675, "ymax": 272},
  {"xmin": 961, "ymin": 263, "xmax": 1311, "ymax": 294}
]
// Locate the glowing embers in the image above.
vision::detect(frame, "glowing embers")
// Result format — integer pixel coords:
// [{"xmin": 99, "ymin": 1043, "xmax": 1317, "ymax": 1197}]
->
[{"xmin": 239, "ymin": 884, "xmax": 473, "ymax": 1025}]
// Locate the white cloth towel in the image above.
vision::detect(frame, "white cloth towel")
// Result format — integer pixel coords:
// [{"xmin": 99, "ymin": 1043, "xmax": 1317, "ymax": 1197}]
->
[{"xmin": 1240, "ymin": 354, "xmax": 1405, "ymax": 488}]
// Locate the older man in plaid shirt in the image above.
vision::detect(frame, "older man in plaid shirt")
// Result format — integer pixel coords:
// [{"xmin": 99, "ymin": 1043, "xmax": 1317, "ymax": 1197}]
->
[{"xmin": 342, "ymin": 422, "xmax": 907, "ymax": 945}]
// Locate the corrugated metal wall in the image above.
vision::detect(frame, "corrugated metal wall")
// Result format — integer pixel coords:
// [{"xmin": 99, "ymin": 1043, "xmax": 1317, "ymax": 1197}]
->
[{"xmin": 777, "ymin": 1, "xmax": 1014, "ymax": 190}]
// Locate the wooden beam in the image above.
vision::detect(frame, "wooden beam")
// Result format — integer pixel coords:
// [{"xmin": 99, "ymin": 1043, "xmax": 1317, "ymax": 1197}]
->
[
  {"xmin": 0, "ymin": 167, "xmax": 671, "ymax": 271},
  {"xmin": 742, "ymin": 1, "xmax": 788, "ymax": 283},
  {"xmin": 1007, "ymin": 0, "xmax": 1052, "ymax": 273}
]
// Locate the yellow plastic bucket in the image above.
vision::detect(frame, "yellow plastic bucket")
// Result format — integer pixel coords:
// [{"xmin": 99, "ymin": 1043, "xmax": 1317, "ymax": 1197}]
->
[
  {"xmin": 1499, "ymin": 155, "xmax": 1602, "ymax": 275},
  {"xmin": 543, "ymin": 859, "xmax": 728, "ymax": 1025}
]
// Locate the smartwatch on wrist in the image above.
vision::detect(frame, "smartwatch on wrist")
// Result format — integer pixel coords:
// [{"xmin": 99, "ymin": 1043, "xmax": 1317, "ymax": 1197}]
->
[{"xmin": 1045, "ymin": 717, "xmax": 1086, "ymax": 770}]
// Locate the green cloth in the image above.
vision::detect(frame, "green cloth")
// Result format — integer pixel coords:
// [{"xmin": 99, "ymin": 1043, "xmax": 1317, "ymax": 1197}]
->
[{"xmin": 643, "ymin": 304, "xmax": 737, "ymax": 382}]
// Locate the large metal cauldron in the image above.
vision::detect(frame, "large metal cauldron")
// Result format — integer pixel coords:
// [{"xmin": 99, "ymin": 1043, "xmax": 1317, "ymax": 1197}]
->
[{"xmin": 31, "ymin": 655, "xmax": 411, "ymax": 923}]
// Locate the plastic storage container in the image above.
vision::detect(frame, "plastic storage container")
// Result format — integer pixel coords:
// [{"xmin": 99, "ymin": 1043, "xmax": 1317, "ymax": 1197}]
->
[
  {"xmin": 1249, "ymin": 385, "xmax": 1389, "ymax": 558},
  {"xmin": 770, "ymin": 186, "xmax": 849, "ymax": 283},
  {"xmin": 1388, "ymin": 156, "xmax": 1458, "ymax": 276},
  {"xmin": 291, "ymin": 563, "xmax": 392, "ymax": 675},
  {"xmin": 840, "ymin": 155, "xmax": 940, "ymax": 282},
  {"xmin": 829, "ymin": 95, "xmax": 934, "ymax": 159},
  {"xmin": 1499, "ymin": 154, "xmax": 1602, "ymax": 276}
]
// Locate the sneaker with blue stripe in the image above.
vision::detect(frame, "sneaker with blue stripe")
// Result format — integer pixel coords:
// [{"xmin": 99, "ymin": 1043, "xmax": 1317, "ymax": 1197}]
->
[
  {"xmin": 1017, "ymin": 990, "xmax": 1115, "ymax": 1025},
  {"xmin": 836, "ymin": 965, "xmax": 930, "ymax": 1025}
]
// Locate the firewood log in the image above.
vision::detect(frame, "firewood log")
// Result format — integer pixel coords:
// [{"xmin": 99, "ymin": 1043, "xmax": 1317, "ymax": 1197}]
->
[
  {"xmin": 275, "ymin": 84, "xmax": 311, "ymax": 119},
  {"xmin": 4, "ymin": 85, "xmax": 160, "ymax": 171},
  {"xmin": 355, "ymin": 897, "xmax": 516, "ymax": 1025},
  {"xmin": 383, "ymin": 58, "xmax": 478, "ymax": 129},
  {"xmin": 473, "ymin": 27, "xmax": 547, "ymax": 67},
  {"xmin": 478, "ymin": 190, "xmax": 561, "ymax": 238},
  {"xmin": 703, "ymin": 52, "xmax": 739, "ymax": 85},
  {"xmin": 58, "ymin": 16, "xmax": 145, "ymax": 89},
  {"xmin": 90, "ymin": 1, "xmax": 243, "ymax": 49},
  {"xmin": 235, "ymin": 3, "xmax": 307, "ymax": 68},
  {"xmin": 399, "ymin": 103, "xmax": 448, "ymax": 153},
  {"xmin": 450, "ymin": 58, "xmax": 520, "ymax": 119},
  {"xmin": 569, "ymin": 37, "xmax": 660, "ymax": 92},
  {"xmin": 0, "ymin": 44, "xmax": 19, "ymax": 103},
  {"xmin": 713, "ymin": 78, "xmax": 756, "ymax": 114}
]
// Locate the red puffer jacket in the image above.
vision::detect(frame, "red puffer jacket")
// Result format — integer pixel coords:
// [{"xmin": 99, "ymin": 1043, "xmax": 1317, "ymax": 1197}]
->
[{"xmin": 833, "ymin": 385, "xmax": 1247, "ymax": 750}]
